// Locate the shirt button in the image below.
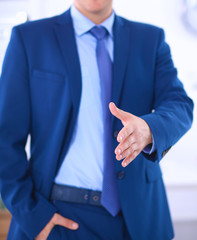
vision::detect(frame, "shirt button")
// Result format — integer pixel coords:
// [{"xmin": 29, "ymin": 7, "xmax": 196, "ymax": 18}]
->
[
  {"xmin": 117, "ymin": 171, "xmax": 125, "ymax": 180},
  {"xmin": 113, "ymin": 130, "xmax": 118, "ymax": 138}
]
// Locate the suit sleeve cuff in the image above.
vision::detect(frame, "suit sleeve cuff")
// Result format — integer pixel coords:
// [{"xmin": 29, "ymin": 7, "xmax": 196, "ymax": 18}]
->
[{"xmin": 13, "ymin": 193, "xmax": 57, "ymax": 239}]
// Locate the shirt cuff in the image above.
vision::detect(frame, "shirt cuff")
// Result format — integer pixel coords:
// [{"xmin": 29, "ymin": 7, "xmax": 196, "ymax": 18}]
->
[{"xmin": 143, "ymin": 135, "xmax": 156, "ymax": 155}]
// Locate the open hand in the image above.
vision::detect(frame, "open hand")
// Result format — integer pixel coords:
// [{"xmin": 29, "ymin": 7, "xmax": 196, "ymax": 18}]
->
[{"xmin": 109, "ymin": 102, "xmax": 153, "ymax": 167}]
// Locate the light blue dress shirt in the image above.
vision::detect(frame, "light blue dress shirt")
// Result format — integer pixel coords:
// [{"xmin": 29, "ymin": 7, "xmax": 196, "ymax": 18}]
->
[
  {"xmin": 55, "ymin": 6, "xmax": 114, "ymax": 191},
  {"xmin": 55, "ymin": 5, "xmax": 154, "ymax": 191}
]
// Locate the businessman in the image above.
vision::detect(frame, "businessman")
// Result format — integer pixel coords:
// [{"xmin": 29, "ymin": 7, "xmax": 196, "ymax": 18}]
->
[{"xmin": 0, "ymin": 0, "xmax": 193, "ymax": 239}]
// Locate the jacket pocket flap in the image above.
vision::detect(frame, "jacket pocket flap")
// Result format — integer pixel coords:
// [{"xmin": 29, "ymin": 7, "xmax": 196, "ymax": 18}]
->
[{"xmin": 146, "ymin": 163, "xmax": 162, "ymax": 182}]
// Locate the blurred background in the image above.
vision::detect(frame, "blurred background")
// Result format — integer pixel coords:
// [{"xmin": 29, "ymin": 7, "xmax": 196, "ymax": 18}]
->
[{"xmin": 0, "ymin": 0, "xmax": 197, "ymax": 239}]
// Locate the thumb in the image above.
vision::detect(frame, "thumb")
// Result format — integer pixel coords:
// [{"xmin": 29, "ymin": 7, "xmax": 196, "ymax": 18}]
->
[
  {"xmin": 54, "ymin": 213, "xmax": 79, "ymax": 230},
  {"xmin": 109, "ymin": 102, "xmax": 130, "ymax": 123}
]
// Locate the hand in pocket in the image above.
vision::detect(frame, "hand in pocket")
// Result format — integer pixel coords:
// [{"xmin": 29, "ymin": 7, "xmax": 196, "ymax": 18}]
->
[{"xmin": 35, "ymin": 213, "xmax": 79, "ymax": 240}]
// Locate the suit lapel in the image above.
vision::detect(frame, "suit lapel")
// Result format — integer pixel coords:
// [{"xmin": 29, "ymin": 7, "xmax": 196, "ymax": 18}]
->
[
  {"xmin": 54, "ymin": 11, "xmax": 131, "ymax": 132},
  {"xmin": 112, "ymin": 16, "xmax": 131, "ymax": 124},
  {"xmin": 53, "ymin": 10, "xmax": 82, "ymax": 172},
  {"xmin": 54, "ymin": 9, "xmax": 82, "ymax": 119}
]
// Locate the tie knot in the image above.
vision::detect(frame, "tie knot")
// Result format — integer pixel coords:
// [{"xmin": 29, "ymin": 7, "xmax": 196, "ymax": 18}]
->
[{"xmin": 90, "ymin": 26, "xmax": 108, "ymax": 40}]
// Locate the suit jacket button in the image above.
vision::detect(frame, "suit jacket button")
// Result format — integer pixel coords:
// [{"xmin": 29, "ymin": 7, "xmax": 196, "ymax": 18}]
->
[
  {"xmin": 113, "ymin": 130, "xmax": 118, "ymax": 138},
  {"xmin": 117, "ymin": 171, "xmax": 125, "ymax": 180}
]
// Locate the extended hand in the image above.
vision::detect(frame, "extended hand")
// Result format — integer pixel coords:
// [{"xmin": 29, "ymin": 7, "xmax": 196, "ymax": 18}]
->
[
  {"xmin": 109, "ymin": 102, "xmax": 153, "ymax": 167},
  {"xmin": 35, "ymin": 213, "xmax": 79, "ymax": 240}
]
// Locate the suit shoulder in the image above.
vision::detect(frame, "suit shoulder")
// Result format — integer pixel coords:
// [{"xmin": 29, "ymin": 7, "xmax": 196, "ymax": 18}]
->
[
  {"xmin": 119, "ymin": 16, "xmax": 164, "ymax": 35},
  {"xmin": 13, "ymin": 14, "xmax": 60, "ymax": 33}
]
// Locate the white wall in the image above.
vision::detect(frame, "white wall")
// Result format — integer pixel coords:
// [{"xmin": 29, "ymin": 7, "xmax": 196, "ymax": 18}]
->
[{"xmin": 0, "ymin": 0, "xmax": 197, "ymax": 221}]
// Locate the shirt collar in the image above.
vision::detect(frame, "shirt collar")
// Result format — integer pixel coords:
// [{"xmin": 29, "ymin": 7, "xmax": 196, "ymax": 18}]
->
[{"xmin": 70, "ymin": 5, "xmax": 115, "ymax": 37}]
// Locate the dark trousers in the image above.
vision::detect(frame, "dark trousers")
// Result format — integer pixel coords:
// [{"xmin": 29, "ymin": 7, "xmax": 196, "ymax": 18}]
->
[{"xmin": 48, "ymin": 200, "xmax": 131, "ymax": 240}]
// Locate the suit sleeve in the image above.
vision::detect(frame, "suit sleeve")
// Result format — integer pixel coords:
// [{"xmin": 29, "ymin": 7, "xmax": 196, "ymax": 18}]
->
[
  {"xmin": 0, "ymin": 27, "xmax": 57, "ymax": 239},
  {"xmin": 141, "ymin": 28, "xmax": 194, "ymax": 162}
]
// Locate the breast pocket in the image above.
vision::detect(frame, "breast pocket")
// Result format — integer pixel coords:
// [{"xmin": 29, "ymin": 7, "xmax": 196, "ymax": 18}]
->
[
  {"xmin": 32, "ymin": 70, "xmax": 65, "ymax": 83},
  {"xmin": 30, "ymin": 69, "xmax": 70, "ymax": 126},
  {"xmin": 31, "ymin": 69, "xmax": 67, "ymax": 100}
]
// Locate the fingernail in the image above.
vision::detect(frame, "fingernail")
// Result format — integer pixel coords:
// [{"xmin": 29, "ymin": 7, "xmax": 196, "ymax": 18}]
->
[
  {"xmin": 118, "ymin": 149, "xmax": 121, "ymax": 154},
  {"xmin": 72, "ymin": 223, "xmax": 78, "ymax": 229},
  {"xmin": 122, "ymin": 162, "xmax": 127, "ymax": 167},
  {"xmin": 120, "ymin": 136, "xmax": 123, "ymax": 142},
  {"xmin": 116, "ymin": 155, "xmax": 122, "ymax": 161}
]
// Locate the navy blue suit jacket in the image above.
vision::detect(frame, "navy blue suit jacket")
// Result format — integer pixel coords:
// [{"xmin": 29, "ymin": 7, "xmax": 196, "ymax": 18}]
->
[{"xmin": 0, "ymin": 9, "xmax": 193, "ymax": 240}]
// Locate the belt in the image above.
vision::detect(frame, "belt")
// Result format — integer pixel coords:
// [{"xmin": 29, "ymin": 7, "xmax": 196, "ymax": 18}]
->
[{"xmin": 50, "ymin": 184, "xmax": 102, "ymax": 206}]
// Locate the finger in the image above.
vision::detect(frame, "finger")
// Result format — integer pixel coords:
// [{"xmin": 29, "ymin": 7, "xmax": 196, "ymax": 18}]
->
[
  {"xmin": 109, "ymin": 102, "xmax": 130, "ymax": 123},
  {"xmin": 117, "ymin": 125, "xmax": 134, "ymax": 143},
  {"xmin": 54, "ymin": 214, "xmax": 79, "ymax": 230},
  {"xmin": 35, "ymin": 219, "xmax": 55, "ymax": 240},
  {"xmin": 116, "ymin": 143, "xmax": 138, "ymax": 161},
  {"xmin": 115, "ymin": 134, "xmax": 135, "ymax": 155},
  {"xmin": 122, "ymin": 151, "xmax": 139, "ymax": 167}
]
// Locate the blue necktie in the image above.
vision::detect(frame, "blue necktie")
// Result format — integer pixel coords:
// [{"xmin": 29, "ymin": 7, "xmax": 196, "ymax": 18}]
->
[{"xmin": 90, "ymin": 26, "xmax": 121, "ymax": 216}]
